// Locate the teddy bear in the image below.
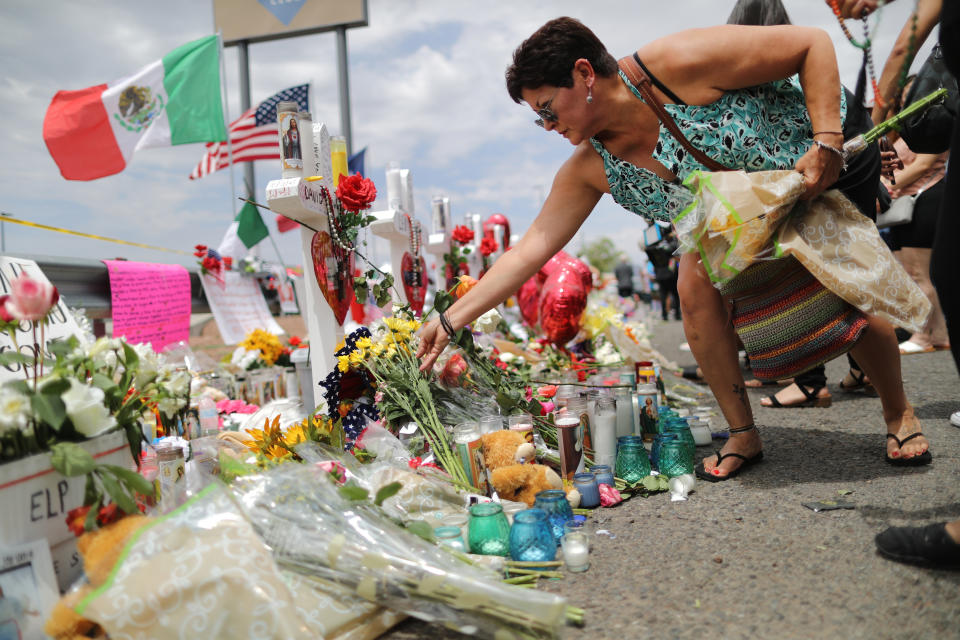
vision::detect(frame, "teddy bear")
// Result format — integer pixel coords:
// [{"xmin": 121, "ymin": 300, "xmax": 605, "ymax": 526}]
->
[
  {"xmin": 45, "ymin": 515, "xmax": 151, "ymax": 639},
  {"xmin": 480, "ymin": 429, "xmax": 564, "ymax": 506}
]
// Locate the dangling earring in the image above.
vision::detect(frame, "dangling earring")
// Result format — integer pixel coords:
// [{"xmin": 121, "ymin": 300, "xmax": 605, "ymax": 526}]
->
[{"xmin": 586, "ymin": 87, "xmax": 593, "ymax": 104}]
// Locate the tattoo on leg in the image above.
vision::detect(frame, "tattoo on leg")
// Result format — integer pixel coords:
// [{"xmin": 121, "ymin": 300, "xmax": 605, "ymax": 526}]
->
[{"xmin": 732, "ymin": 383, "xmax": 748, "ymax": 407}]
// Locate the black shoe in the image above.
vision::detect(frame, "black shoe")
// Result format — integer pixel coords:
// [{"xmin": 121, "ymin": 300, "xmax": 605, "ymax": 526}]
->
[{"xmin": 875, "ymin": 523, "xmax": 960, "ymax": 569}]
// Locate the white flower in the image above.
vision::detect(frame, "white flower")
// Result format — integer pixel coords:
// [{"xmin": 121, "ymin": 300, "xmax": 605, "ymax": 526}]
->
[
  {"xmin": 61, "ymin": 379, "xmax": 116, "ymax": 437},
  {"xmin": 595, "ymin": 341, "xmax": 621, "ymax": 365},
  {"xmin": 498, "ymin": 352, "xmax": 516, "ymax": 364},
  {"xmin": 132, "ymin": 343, "xmax": 160, "ymax": 387},
  {"xmin": 475, "ymin": 308, "xmax": 502, "ymax": 334},
  {"xmin": 0, "ymin": 387, "xmax": 30, "ymax": 434},
  {"xmin": 158, "ymin": 396, "xmax": 184, "ymax": 419},
  {"xmin": 230, "ymin": 346, "xmax": 248, "ymax": 366},
  {"xmin": 168, "ymin": 370, "xmax": 192, "ymax": 396},
  {"xmin": 238, "ymin": 350, "xmax": 260, "ymax": 370}
]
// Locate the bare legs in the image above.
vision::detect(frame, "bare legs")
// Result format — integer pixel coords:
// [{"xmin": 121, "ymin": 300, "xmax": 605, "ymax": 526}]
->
[
  {"xmin": 896, "ymin": 247, "xmax": 950, "ymax": 349},
  {"xmin": 678, "ymin": 253, "xmax": 761, "ymax": 478},
  {"xmin": 678, "ymin": 252, "xmax": 929, "ymax": 476}
]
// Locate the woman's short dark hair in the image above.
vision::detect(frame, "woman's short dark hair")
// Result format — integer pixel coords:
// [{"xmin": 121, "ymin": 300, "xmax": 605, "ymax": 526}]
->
[
  {"xmin": 727, "ymin": 0, "xmax": 792, "ymax": 26},
  {"xmin": 506, "ymin": 17, "xmax": 618, "ymax": 103}
]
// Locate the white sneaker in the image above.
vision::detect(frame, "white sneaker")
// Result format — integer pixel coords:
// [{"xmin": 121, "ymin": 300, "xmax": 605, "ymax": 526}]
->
[
  {"xmin": 951, "ymin": 410, "xmax": 960, "ymax": 428},
  {"xmin": 679, "ymin": 342, "xmax": 691, "ymax": 352}
]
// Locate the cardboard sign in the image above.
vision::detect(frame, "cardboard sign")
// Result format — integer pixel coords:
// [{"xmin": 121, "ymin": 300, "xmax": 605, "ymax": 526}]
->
[
  {"xmin": 200, "ymin": 271, "xmax": 283, "ymax": 345},
  {"xmin": 0, "ymin": 539, "xmax": 59, "ymax": 631},
  {"xmin": 0, "ymin": 257, "xmax": 82, "ymax": 383},
  {"xmin": 103, "ymin": 260, "xmax": 191, "ymax": 352}
]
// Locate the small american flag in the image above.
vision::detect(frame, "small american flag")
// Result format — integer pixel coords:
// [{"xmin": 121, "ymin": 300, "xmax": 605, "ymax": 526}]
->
[{"xmin": 189, "ymin": 84, "xmax": 309, "ymax": 180}]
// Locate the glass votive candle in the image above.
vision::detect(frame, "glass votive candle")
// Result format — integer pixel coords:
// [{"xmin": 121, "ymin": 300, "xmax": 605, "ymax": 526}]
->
[
  {"xmin": 561, "ymin": 530, "xmax": 590, "ymax": 572},
  {"xmin": 591, "ymin": 464, "xmax": 615, "ymax": 487},
  {"xmin": 468, "ymin": 502, "xmax": 511, "ymax": 556},
  {"xmin": 509, "ymin": 509, "xmax": 557, "ymax": 563},
  {"xmin": 507, "ymin": 412, "xmax": 535, "ymax": 444},
  {"xmin": 533, "ymin": 489, "xmax": 574, "ymax": 544},
  {"xmin": 615, "ymin": 442, "xmax": 651, "ymax": 483},
  {"xmin": 572, "ymin": 472, "xmax": 601, "ymax": 508},
  {"xmin": 479, "ymin": 414, "xmax": 503, "ymax": 434},
  {"xmin": 434, "ymin": 525, "xmax": 467, "ymax": 552},
  {"xmin": 441, "ymin": 512, "xmax": 469, "ymax": 542},
  {"xmin": 650, "ymin": 432, "xmax": 679, "ymax": 471},
  {"xmin": 657, "ymin": 440, "xmax": 695, "ymax": 477}
]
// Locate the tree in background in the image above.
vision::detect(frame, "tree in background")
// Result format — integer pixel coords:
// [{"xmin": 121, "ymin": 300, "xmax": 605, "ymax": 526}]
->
[{"xmin": 578, "ymin": 237, "xmax": 621, "ymax": 274}]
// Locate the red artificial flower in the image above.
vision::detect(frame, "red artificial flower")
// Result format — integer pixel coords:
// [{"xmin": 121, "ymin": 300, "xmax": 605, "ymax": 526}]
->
[
  {"xmin": 202, "ymin": 256, "xmax": 221, "ymax": 272},
  {"xmin": 223, "ymin": 256, "xmax": 233, "ymax": 270},
  {"xmin": 479, "ymin": 237, "xmax": 498, "ymax": 257},
  {"xmin": 194, "ymin": 244, "xmax": 208, "ymax": 258},
  {"xmin": 336, "ymin": 173, "xmax": 378, "ymax": 212},
  {"xmin": 289, "ymin": 336, "xmax": 302, "ymax": 347},
  {"xmin": 495, "ymin": 360, "xmax": 508, "ymax": 370},
  {"xmin": 451, "ymin": 225, "xmax": 475, "ymax": 245},
  {"xmin": 66, "ymin": 505, "xmax": 92, "ymax": 537},
  {"xmin": 96, "ymin": 502, "xmax": 122, "ymax": 526}
]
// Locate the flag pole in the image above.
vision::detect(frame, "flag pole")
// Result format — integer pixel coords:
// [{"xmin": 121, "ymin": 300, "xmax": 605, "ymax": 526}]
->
[{"xmin": 217, "ymin": 32, "xmax": 238, "ymax": 220}]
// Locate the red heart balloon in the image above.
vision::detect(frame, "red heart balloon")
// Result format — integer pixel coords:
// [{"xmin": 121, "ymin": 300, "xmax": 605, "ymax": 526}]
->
[
  {"xmin": 401, "ymin": 252, "xmax": 427, "ymax": 316},
  {"xmin": 311, "ymin": 231, "xmax": 354, "ymax": 325}
]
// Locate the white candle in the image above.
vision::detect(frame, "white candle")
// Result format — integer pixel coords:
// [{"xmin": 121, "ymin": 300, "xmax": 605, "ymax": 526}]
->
[
  {"xmin": 562, "ymin": 536, "xmax": 590, "ymax": 572},
  {"xmin": 592, "ymin": 410, "xmax": 617, "ymax": 467},
  {"xmin": 615, "ymin": 395, "xmax": 634, "ymax": 438}
]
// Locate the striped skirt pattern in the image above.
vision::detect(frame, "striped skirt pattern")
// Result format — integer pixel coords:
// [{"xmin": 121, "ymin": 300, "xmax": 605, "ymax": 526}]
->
[{"xmin": 719, "ymin": 257, "xmax": 868, "ymax": 381}]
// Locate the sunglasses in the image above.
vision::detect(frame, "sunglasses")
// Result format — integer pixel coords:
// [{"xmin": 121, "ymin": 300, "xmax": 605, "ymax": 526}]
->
[{"xmin": 533, "ymin": 87, "xmax": 561, "ymax": 128}]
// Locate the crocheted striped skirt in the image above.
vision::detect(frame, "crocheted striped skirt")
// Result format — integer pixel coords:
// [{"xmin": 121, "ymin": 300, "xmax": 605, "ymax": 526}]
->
[{"xmin": 719, "ymin": 256, "xmax": 868, "ymax": 381}]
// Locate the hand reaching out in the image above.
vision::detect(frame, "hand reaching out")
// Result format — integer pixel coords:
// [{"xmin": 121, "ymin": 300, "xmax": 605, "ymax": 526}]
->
[{"xmin": 415, "ymin": 317, "xmax": 451, "ymax": 372}]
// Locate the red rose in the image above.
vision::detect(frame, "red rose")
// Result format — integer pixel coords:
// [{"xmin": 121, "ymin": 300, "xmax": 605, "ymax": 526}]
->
[
  {"xmin": 289, "ymin": 336, "xmax": 302, "ymax": 346},
  {"xmin": 202, "ymin": 256, "xmax": 220, "ymax": 272},
  {"xmin": 451, "ymin": 225, "xmax": 474, "ymax": 245},
  {"xmin": 479, "ymin": 237, "xmax": 498, "ymax": 257},
  {"xmin": 223, "ymin": 256, "xmax": 233, "ymax": 269},
  {"xmin": 336, "ymin": 173, "xmax": 377, "ymax": 212},
  {"xmin": 0, "ymin": 295, "xmax": 14, "ymax": 324}
]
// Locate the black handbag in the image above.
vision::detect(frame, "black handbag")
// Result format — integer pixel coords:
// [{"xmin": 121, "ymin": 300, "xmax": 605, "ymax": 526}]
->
[{"xmin": 900, "ymin": 44, "xmax": 959, "ymax": 154}]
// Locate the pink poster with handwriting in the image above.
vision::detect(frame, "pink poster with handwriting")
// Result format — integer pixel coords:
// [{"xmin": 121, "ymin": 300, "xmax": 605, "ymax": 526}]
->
[{"xmin": 103, "ymin": 260, "xmax": 191, "ymax": 351}]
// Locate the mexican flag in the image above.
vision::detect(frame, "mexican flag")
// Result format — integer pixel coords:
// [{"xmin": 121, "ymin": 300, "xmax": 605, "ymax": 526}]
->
[{"xmin": 43, "ymin": 35, "xmax": 227, "ymax": 181}]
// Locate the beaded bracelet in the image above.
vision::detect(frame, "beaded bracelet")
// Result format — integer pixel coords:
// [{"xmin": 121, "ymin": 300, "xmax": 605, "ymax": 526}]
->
[
  {"xmin": 814, "ymin": 139, "xmax": 847, "ymax": 170},
  {"xmin": 438, "ymin": 311, "xmax": 456, "ymax": 338}
]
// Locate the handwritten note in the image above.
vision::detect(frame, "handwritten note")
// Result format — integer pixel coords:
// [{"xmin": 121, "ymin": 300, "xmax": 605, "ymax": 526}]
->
[
  {"xmin": 201, "ymin": 271, "xmax": 284, "ymax": 345},
  {"xmin": 103, "ymin": 260, "xmax": 191, "ymax": 351}
]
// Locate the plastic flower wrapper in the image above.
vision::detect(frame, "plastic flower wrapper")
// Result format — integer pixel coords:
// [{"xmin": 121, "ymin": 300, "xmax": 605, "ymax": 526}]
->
[{"xmin": 231, "ymin": 463, "xmax": 575, "ymax": 639}]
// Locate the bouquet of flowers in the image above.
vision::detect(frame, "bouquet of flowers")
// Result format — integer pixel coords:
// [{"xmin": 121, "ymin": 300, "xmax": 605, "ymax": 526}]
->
[
  {"xmin": 194, "ymin": 244, "xmax": 224, "ymax": 282},
  {"xmin": 442, "ymin": 225, "xmax": 475, "ymax": 289}
]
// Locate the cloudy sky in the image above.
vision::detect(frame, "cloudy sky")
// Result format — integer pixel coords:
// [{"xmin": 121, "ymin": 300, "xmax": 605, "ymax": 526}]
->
[{"xmin": 1, "ymin": 0, "xmax": 935, "ymax": 273}]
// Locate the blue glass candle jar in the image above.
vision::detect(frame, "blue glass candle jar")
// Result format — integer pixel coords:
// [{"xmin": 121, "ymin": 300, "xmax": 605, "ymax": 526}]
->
[
  {"xmin": 533, "ymin": 490, "xmax": 574, "ymax": 544},
  {"xmin": 509, "ymin": 508, "xmax": 556, "ymax": 562},
  {"xmin": 591, "ymin": 464, "xmax": 615, "ymax": 487},
  {"xmin": 467, "ymin": 502, "xmax": 511, "ymax": 556},
  {"xmin": 615, "ymin": 442, "xmax": 651, "ymax": 483},
  {"xmin": 573, "ymin": 472, "xmax": 601, "ymax": 508}
]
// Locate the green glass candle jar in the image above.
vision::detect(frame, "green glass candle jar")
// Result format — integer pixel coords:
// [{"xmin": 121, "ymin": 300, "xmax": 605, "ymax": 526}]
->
[
  {"xmin": 533, "ymin": 489, "xmax": 574, "ymax": 544},
  {"xmin": 615, "ymin": 442, "xmax": 651, "ymax": 483},
  {"xmin": 657, "ymin": 440, "xmax": 695, "ymax": 477},
  {"xmin": 467, "ymin": 502, "xmax": 511, "ymax": 556}
]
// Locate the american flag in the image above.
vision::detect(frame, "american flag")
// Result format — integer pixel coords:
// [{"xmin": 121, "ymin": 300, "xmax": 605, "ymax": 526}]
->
[{"xmin": 189, "ymin": 84, "xmax": 309, "ymax": 180}]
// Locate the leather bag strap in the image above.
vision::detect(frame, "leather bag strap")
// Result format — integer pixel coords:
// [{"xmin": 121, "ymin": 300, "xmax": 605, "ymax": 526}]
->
[{"xmin": 618, "ymin": 54, "xmax": 731, "ymax": 172}]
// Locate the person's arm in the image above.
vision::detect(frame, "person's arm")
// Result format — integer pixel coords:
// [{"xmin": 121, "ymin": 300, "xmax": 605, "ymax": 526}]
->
[
  {"xmin": 871, "ymin": 0, "xmax": 942, "ymax": 123},
  {"xmin": 889, "ymin": 152, "xmax": 940, "ymax": 193},
  {"xmin": 643, "ymin": 25, "xmax": 845, "ymax": 199},
  {"xmin": 416, "ymin": 148, "xmax": 604, "ymax": 371}
]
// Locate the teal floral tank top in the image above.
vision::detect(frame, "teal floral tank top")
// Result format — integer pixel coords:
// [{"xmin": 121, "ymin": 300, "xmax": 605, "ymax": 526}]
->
[{"xmin": 590, "ymin": 71, "xmax": 847, "ymax": 222}]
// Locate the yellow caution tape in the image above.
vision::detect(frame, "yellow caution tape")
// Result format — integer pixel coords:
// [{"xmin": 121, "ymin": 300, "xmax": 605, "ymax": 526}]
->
[{"xmin": 0, "ymin": 215, "xmax": 192, "ymax": 255}]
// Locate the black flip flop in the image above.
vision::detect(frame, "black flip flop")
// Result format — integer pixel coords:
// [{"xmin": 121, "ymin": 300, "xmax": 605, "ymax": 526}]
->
[
  {"xmin": 764, "ymin": 384, "xmax": 832, "ymax": 408},
  {"xmin": 695, "ymin": 450, "xmax": 764, "ymax": 482},
  {"xmin": 886, "ymin": 432, "xmax": 932, "ymax": 466},
  {"xmin": 681, "ymin": 365, "xmax": 705, "ymax": 382}
]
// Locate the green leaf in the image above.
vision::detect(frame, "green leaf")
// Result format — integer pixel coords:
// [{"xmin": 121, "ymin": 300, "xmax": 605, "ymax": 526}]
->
[
  {"xmin": 433, "ymin": 291, "xmax": 453, "ymax": 313},
  {"xmin": 99, "ymin": 470, "xmax": 138, "ymax": 514},
  {"xmin": 374, "ymin": 481, "xmax": 402, "ymax": 506},
  {"xmin": 405, "ymin": 520, "xmax": 435, "ymax": 542},
  {"xmin": 0, "ymin": 351, "xmax": 31, "ymax": 366},
  {"xmin": 338, "ymin": 483, "xmax": 370, "ymax": 502},
  {"xmin": 121, "ymin": 342, "xmax": 139, "ymax": 369},
  {"xmin": 84, "ymin": 495, "xmax": 101, "ymax": 532},
  {"xmin": 640, "ymin": 475, "xmax": 660, "ymax": 491},
  {"xmin": 50, "ymin": 442, "xmax": 97, "ymax": 476},
  {"xmin": 104, "ymin": 464, "xmax": 154, "ymax": 499},
  {"xmin": 31, "ymin": 394, "xmax": 66, "ymax": 430},
  {"xmin": 90, "ymin": 373, "xmax": 118, "ymax": 393},
  {"xmin": 5, "ymin": 379, "xmax": 30, "ymax": 394},
  {"xmin": 47, "ymin": 338, "xmax": 76, "ymax": 359},
  {"xmin": 83, "ymin": 473, "xmax": 98, "ymax": 505},
  {"xmin": 40, "ymin": 377, "xmax": 70, "ymax": 396}
]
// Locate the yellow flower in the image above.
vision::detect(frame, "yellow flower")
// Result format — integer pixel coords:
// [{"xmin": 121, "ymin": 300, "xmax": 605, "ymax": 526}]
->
[
  {"xmin": 348, "ymin": 351, "xmax": 365, "ymax": 366},
  {"xmin": 337, "ymin": 355, "xmax": 350, "ymax": 372},
  {"xmin": 355, "ymin": 337, "xmax": 372, "ymax": 349},
  {"xmin": 284, "ymin": 424, "xmax": 308, "ymax": 447},
  {"xmin": 266, "ymin": 445, "xmax": 292, "ymax": 460}
]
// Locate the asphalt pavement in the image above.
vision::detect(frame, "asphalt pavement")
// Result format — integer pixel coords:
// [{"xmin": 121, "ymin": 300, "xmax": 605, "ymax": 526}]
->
[{"xmin": 386, "ymin": 313, "xmax": 960, "ymax": 640}]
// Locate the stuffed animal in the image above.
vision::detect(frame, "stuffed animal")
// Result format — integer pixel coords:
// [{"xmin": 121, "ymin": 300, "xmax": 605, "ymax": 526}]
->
[
  {"xmin": 45, "ymin": 515, "xmax": 151, "ymax": 639},
  {"xmin": 480, "ymin": 430, "xmax": 563, "ymax": 506}
]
